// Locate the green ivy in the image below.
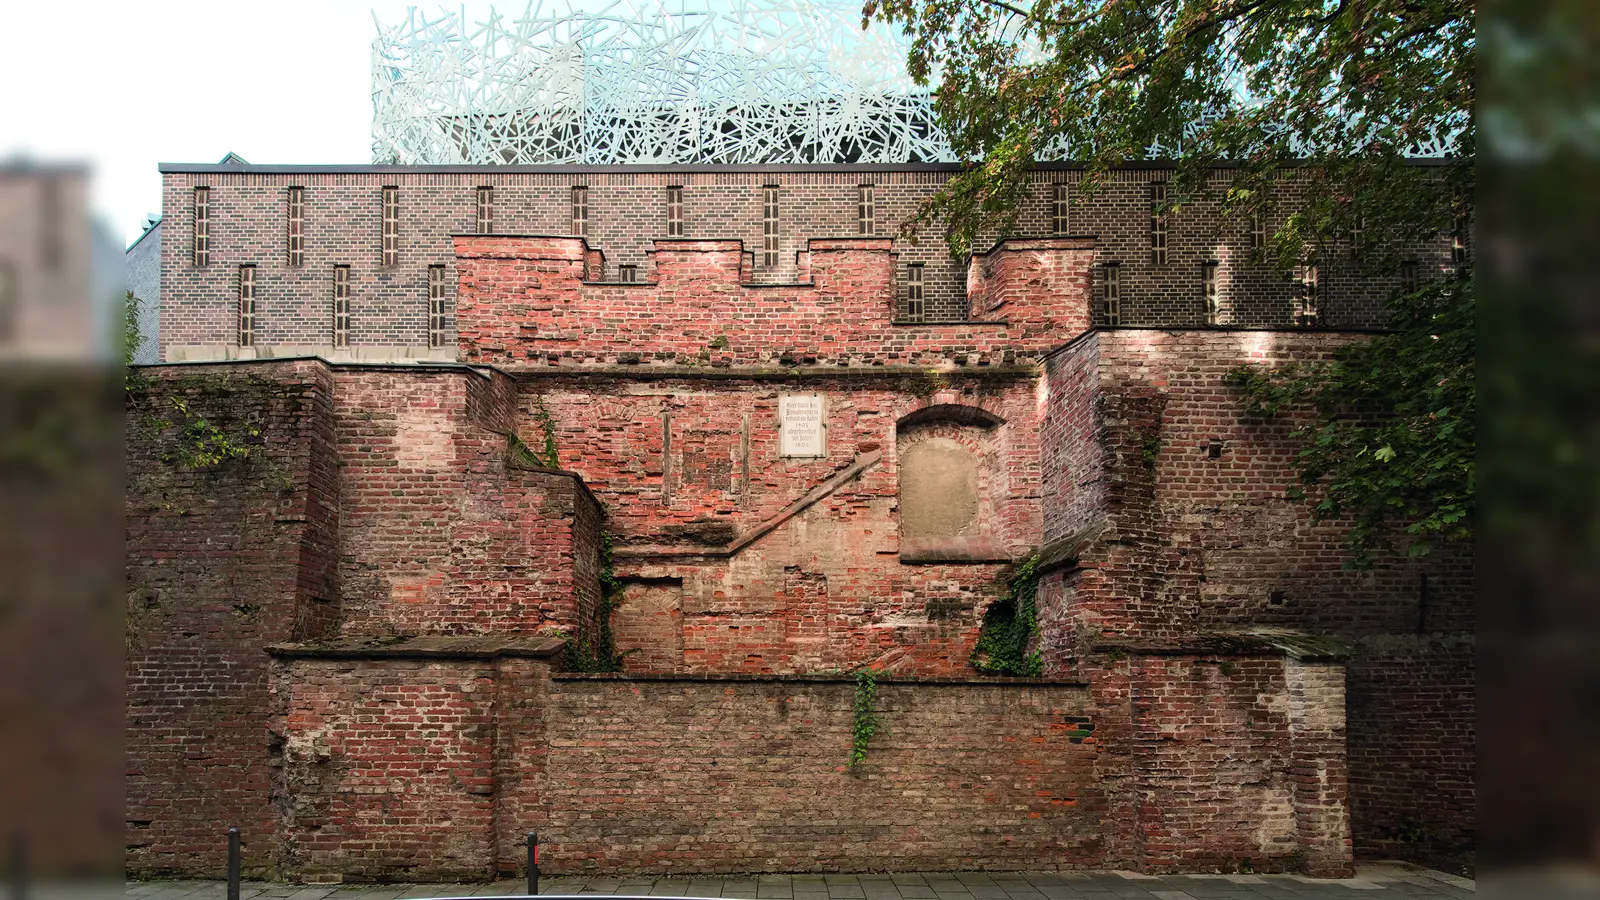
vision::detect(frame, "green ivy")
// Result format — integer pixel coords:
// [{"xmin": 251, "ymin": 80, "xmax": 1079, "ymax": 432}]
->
[
  {"xmin": 529, "ymin": 393, "xmax": 561, "ymax": 468},
  {"xmin": 1224, "ymin": 275, "xmax": 1474, "ymax": 566},
  {"xmin": 847, "ymin": 668, "xmax": 880, "ymax": 769},
  {"xmin": 970, "ymin": 554, "xmax": 1044, "ymax": 677},
  {"xmin": 563, "ymin": 531, "xmax": 627, "ymax": 672}
]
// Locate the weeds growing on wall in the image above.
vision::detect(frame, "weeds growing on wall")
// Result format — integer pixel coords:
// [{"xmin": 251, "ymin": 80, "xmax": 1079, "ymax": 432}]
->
[
  {"xmin": 970, "ymin": 554, "xmax": 1044, "ymax": 677},
  {"xmin": 528, "ymin": 393, "xmax": 561, "ymax": 468},
  {"xmin": 562, "ymin": 531, "xmax": 627, "ymax": 672},
  {"xmin": 848, "ymin": 667, "xmax": 880, "ymax": 769}
]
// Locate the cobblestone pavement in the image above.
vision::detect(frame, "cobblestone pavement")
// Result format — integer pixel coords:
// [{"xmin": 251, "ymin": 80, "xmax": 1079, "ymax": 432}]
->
[{"xmin": 126, "ymin": 864, "xmax": 1473, "ymax": 900}]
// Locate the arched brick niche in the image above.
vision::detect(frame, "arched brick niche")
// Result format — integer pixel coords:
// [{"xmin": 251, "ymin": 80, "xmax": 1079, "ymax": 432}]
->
[{"xmin": 896, "ymin": 406, "xmax": 1009, "ymax": 563}]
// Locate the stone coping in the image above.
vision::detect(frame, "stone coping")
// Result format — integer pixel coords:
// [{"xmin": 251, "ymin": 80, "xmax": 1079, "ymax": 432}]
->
[
  {"xmin": 551, "ymin": 671, "xmax": 1090, "ymax": 687},
  {"xmin": 508, "ymin": 364, "xmax": 1041, "ymax": 381},
  {"xmin": 267, "ymin": 634, "xmax": 565, "ymax": 660},
  {"xmin": 1094, "ymin": 631, "xmax": 1351, "ymax": 661}
]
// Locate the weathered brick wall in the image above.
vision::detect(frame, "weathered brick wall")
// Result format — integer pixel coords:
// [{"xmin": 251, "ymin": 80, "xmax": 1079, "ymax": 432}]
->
[
  {"xmin": 273, "ymin": 658, "xmax": 502, "ymax": 882},
  {"xmin": 453, "ymin": 235, "xmax": 1095, "ymax": 368},
  {"xmin": 535, "ymin": 676, "xmax": 1104, "ymax": 874},
  {"xmin": 1345, "ymin": 634, "xmax": 1475, "ymax": 872},
  {"xmin": 331, "ymin": 367, "xmax": 601, "ymax": 639},
  {"xmin": 525, "ymin": 371, "xmax": 1044, "ymax": 676},
  {"xmin": 1037, "ymin": 329, "xmax": 1473, "ymax": 869},
  {"xmin": 1087, "ymin": 649, "xmax": 1350, "ymax": 877},
  {"xmin": 126, "ymin": 360, "xmax": 340, "ymax": 876},
  {"xmin": 157, "ymin": 163, "xmax": 1456, "ymax": 359}
]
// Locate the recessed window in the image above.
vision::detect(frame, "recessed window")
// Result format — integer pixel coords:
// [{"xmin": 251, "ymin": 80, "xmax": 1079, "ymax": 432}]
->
[
  {"xmin": 1202, "ymin": 261, "xmax": 1219, "ymax": 326},
  {"xmin": 619, "ymin": 264, "xmax": 637, "ymax": 283},
  {"xmin": 1297, "ymin": 265, "xmax": 1321, "ymax": 326},
  {"xmin": 193, "ymin": 187, "xmax": 210, "ymax": 267},
  {"xmin": 476, "ymin": 186, "xmax": 494, "ymax": 235},
  {"xmin": 237, "ymin": 265, "xmax": 256, "ymax": 346},
  {"xmin": 572, "ymin": 186, "xmax": 589, "ymax": 237},
  {"xmin": 428, "ymin": 265, "xmax": 447, "ymax": 349},
  {"xmin": 287, "ymin": 187, "xmax": 304, "ymax": 268},
  {"xmin": 1250, "ymin": 214, "xmax": 1266, "ymax": 252},
  {"xmin": 1103, "ymin": 262, "xmax": 1121, "ymax": 325},
  {"xmin": 858, "ymin": 184, "xmax": 875, "ymax": 236},
  {"xmin": 762, "ymin": 185, "xmax": 779, "ymax": 267},
  {"xmin": 332, "ymin": 265, "xmax": 350, "ymax": 347},
  {"xmin": 1150, "ymin": 182, "xmax": 1169, "ymax": 266},
  {"xmin": 1400, "ymin": 259, "xmax": 1419, "ymax": 293},
  {"xmin": 1348, "ymin": 213, "xmax": 1364, "ymax": 260},
  {"xmin": 1452, "ymin": 213, "xmax": 1469, "ymax": 264},
  {"xmin": 666, "ymin": 186, "xmax": 684, "ymax": 237},
  {"xmin": 1051, "ymin": 183, "xmax": 1069, "ymax": 235},
  {"xmin": 381, "ymin": 186, "xmax": 399, "ymax": 267},
  {"xmin": 905, "ymin": 263, "xmax": 925, "ymax": 322}
]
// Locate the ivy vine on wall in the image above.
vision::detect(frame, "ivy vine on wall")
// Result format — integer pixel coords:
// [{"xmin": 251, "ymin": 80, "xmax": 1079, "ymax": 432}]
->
[{"xmin": 970, "ymin": 554, "xmax": 1044, "ymax": 677}]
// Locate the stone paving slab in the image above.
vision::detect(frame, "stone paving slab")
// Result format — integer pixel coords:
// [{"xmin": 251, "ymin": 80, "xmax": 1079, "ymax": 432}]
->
[{"xmin": 125, "ymin": 865, "xmax": 1472, "ymax": 900}]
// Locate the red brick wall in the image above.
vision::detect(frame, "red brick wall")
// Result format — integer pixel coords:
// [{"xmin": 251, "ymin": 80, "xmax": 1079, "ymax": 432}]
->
[
  {"xmin": 126, "ymin": 361, "xmax": 340, "ymax": 876},
  {"xmin": 1087, "ymin": 650, "xmax": 1350, "ymax": 876},
  {"xmin": 330, "ymin": 368, "xmax": 600, "ymax": 639},
  {"xmin": 274, "ymin": 658, "xmax": 501, "ymax": 881},
  {"xmin": 534, "ymin": 676, "xmax": 1103, "ymax": 874},
  {"xmin": 1346, "ymin": 634, "xmax": 1475, "ymax": 872},
  {"xmin": 1038, "ymin": 329, "xmax": 1473, "ymax": 869},
  {"xmin": 452, "ymin": 235, "xmax": 1096, "ymax": 368},
  {"xmin": 525, "ymin": 372, "xmax": 1044, "ymax": 676}
]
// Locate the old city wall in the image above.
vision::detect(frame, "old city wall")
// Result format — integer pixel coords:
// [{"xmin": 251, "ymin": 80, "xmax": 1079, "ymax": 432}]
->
[
  {"xmin": 126, "ymin": 360, "xmax": 340, "ymax": 876},
  {"xmin": 268, "ymin": 663, "xmax": 1105, "ymax": 881},
  {"xmin": 125, "ymin": 361, "xmax": 601, "ymax": 878},
  {"xmin": 447, "ymin": 234, "xmax": 1095, "ymax": 676},
  {"xmin": 524, "ymin": 370, "xmax": 1040, "ymax": 676},
  {"xmin": 327, "ymin": 367, "xmax": 603, "ymax": 638},
  {"xmin": 1037, "ymin": 330, "xmax": 1473, "ymax": 871},
  {"xmin": 123, "ymin": 232, "xmax": 1441, "ymax": 879}
]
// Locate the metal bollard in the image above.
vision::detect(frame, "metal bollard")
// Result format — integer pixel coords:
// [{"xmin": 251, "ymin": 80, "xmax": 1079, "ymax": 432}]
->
[
  {"xmin": 227, "ymin": 827, "xmax": 241, "ymax": 900},
  {"xmin": 526, "ymin": 831, "xmax": 539, "ymax": 896}
]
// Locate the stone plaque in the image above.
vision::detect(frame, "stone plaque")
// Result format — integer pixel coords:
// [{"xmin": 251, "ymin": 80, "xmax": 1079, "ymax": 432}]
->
[{"xmin": 778, "ymin": 394, "xmax": 827, "ymax": 458}]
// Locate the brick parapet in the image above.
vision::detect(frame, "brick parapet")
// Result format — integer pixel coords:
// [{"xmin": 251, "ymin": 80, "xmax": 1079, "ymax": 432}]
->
[{"xmin": 452, "ymin": 235, "xmax": 1097, "ymax": 367}]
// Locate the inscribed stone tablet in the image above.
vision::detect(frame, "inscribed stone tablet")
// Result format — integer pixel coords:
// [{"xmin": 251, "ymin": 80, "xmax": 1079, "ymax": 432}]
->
[{"xmin": 778, "ymin": 394, "xmax": 826, "ymax": 458}]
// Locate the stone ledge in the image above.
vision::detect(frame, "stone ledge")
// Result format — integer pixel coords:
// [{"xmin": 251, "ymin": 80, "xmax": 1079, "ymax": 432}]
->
[
  {"xmin": 552, "ymin": 671, "xmax": 1090, "ymax": 686},
  {"xmin": 1094, "ymin": 630, "xmax": 1350, "ymax": 661},
  {"xmin": 508, "ymin": 364, "xmax": 1041, "ymax": 381},
  {"xmin": 898, "ymin": 536, "xmax": 1014, "ymax": 564},
  {"xmin": 266, "ymin": 634, "xmax": 565, "ymax": 660}
]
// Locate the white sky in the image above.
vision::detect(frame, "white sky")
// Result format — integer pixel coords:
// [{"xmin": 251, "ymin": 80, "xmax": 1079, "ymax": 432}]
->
[{"xmin": 0, "ymin": 0, "xmax": 431, "ymax": 248}]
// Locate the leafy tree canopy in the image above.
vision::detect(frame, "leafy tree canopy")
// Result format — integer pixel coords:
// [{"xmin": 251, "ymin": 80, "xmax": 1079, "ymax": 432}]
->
[
  {"xmin": 867, "ymin": 0, "xmax": 1472, "ymax": 260},
  {"xmin": 866, "ymin": 0, "xmax": 1475, "ymax": 562}
]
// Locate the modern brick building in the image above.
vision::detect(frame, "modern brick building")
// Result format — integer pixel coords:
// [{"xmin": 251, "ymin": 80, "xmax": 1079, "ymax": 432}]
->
[{"xmin": 127, "ymin": 158, "xmax": 1473, "ymax": 882}]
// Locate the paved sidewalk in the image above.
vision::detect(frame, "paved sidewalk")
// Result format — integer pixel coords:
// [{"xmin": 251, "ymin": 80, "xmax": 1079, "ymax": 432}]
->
[{"xmin": 126, "ymin": 864, "xmax": 1473, "ymax": 900}]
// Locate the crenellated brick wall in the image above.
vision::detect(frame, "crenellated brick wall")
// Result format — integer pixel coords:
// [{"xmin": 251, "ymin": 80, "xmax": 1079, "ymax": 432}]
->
[{"xmin": 452, "ymin": 235, "xmax": 1095, "ymax": 368}]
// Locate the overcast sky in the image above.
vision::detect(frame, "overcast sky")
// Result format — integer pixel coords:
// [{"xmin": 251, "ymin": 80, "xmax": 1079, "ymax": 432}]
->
[{"xmin": 1, "ymin": 1, "xmax": 436, "ymax": 247}]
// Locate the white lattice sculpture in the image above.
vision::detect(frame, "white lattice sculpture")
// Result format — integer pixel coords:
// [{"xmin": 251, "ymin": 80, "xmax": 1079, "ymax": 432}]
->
[{"xmin": 372, "ymin": 0, "xmax": 956, "ymax": 165}]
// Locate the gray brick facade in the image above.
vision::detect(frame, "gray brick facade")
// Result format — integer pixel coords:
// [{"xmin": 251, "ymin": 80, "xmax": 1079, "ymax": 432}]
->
[{"xmin": 156, "ymin": 162, "xmax": 1456, "ymax": 361}]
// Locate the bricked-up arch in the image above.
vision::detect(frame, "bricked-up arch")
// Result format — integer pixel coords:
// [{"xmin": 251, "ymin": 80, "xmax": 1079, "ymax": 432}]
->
[{"xmin": 896, "ymin": 406, "xmax": 1009, "ymax": 562}]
